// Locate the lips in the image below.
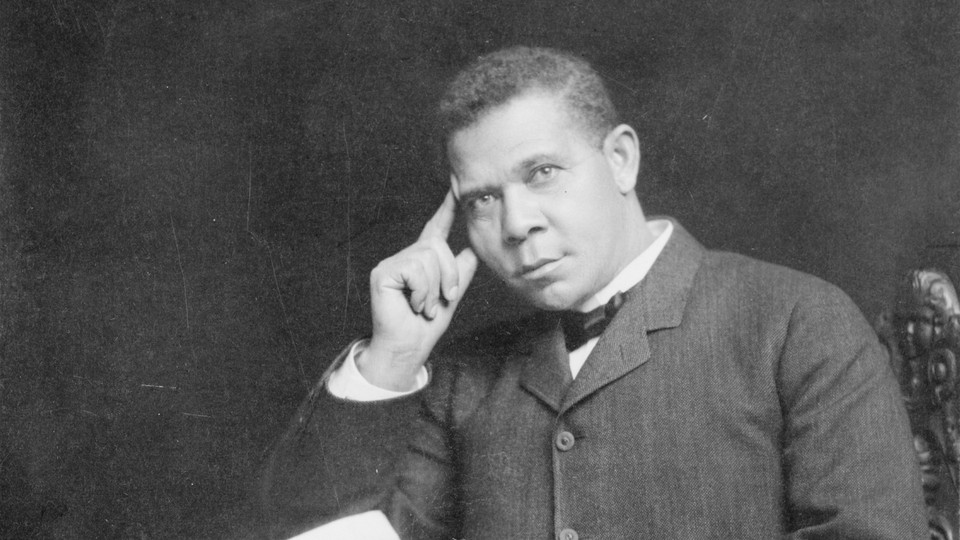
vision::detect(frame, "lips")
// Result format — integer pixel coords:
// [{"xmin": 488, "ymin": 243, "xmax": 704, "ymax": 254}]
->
[{"xmin": 519, "ymin": 257, "xmax": 563, "ymax": 280}]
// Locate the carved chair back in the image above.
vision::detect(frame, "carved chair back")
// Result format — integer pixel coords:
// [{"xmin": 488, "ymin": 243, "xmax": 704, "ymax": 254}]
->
[{"xmin": 877, "ymin": 269, "xmax": 960, "ymax": 540}]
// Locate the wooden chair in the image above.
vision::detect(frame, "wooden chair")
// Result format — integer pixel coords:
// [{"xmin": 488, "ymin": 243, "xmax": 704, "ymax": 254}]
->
[{"xmin": 877, "ymin": 269, "xmax": 960, "ymax": 540}]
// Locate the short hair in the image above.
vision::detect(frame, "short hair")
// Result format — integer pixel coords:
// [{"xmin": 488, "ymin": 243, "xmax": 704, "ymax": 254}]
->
[{"xmin": 437, "ymin": 46, "xmax": 620, "ymax": 147}]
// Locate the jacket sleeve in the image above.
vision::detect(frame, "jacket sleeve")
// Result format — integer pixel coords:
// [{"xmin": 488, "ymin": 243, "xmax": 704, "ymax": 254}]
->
[
  {"xmin": 258, "ymin": 342, "xmax": 424, "ymax": 540},
  {"xmin": 777, "ymin": 289, "xmax": 927, "ymax": 539},
  {"xmin": 377, "ymin": 356, "xmax": 467, "ymax": 540}
]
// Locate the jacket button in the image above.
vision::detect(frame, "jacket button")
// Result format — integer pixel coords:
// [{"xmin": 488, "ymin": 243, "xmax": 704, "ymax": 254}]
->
[
  {"xmin": 556, "ymin": 431, "xmax": 575, "ymax": 451},
  {"xmin": 558, "ymin": 528, "xmax": 579, "ymax": 540}
]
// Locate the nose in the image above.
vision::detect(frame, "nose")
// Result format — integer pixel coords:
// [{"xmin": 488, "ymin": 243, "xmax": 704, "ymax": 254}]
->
[{"xmin": 501, "ymin": 187, "xmax": 546, "ymax": 245}]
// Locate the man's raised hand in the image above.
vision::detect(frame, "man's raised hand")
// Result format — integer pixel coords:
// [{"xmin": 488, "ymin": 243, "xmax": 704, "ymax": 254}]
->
[{"xmin": 358, "ymin": 190, "xmax": 478, "ymax": 391}]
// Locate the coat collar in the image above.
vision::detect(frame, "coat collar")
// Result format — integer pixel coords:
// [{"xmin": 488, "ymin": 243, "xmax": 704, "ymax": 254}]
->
[
  {"xmin": 630, "ymin": 218, "xmax": 705, "ymax": 333},
  {"xmin": 519, "ymin": 219, "xmax": 705, "ymax": 413}
]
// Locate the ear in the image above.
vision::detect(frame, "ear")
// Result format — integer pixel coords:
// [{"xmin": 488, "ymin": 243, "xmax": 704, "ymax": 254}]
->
[
  {"xmin": 449, "ymin": 172, "xmax": 461, "ymax": 200},
  {"xmin": 602, "ymin": 124, "xmax": 641, "ymax": 194}
]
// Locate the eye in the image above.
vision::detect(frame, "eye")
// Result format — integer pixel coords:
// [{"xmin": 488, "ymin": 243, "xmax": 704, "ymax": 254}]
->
[
  {"xmin": 530, "ymin": 165, "xmax": 559, "ymax": 183},
  {"xmin": 467, "ymin": 193, "xmax": 496, "ymax": 212}
]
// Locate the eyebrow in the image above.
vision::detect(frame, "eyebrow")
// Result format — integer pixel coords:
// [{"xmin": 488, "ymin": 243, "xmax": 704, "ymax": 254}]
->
[
  {"xmin": 513, "ymin": 152, "xmax": 563, "ymax": 177},
  {"xmin": 456, "ymin": 183, "xmax": 499, "ymax": 204},
  {"xmin": 455, "ymin": 151, "xmax": 565, "ymax": 204}
]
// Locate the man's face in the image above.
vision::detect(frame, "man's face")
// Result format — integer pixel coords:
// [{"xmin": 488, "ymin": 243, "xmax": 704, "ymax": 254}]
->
[{"xmin": 449, "ymin": 91, "xmax": 640, "ymax": 310}]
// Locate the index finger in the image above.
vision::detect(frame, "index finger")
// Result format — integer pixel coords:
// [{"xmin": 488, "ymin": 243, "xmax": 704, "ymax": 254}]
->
[{"xmin": 418, "ymin": 189, "xmax": 458, "ymax": 242}]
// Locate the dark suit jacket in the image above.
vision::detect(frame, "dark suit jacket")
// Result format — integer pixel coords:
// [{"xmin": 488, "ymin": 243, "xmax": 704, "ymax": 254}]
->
[{"xmin": 263, "ymin": 222, "xmax": 926, "ymax": 539}]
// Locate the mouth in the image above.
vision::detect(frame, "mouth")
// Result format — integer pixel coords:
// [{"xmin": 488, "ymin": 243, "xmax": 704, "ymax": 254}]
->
[{"xmin": 519, "ymin": 257, "xmax": 563, "ymax": 280}]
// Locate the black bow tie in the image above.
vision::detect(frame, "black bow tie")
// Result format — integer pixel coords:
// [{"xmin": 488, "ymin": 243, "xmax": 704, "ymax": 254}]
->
[{"xmin": 560, "ymin": 291, "xmax": 626, "ymax": 351}]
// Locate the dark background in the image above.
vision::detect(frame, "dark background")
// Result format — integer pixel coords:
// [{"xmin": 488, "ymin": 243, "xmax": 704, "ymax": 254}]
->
[{"xmin": 1, "ymin": 0, "xmax": 957, "ymax": 538}]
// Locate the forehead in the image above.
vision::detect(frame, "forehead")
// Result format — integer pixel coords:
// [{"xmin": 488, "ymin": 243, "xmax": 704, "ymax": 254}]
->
[{"xmin": 447, "ymin": 92, "xmax": 593, "ymax": 178}]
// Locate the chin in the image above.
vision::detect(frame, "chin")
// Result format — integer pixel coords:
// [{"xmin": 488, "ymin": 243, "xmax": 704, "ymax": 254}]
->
[{"xmin": 517, "ymin": 283, "xmax": 582, "ymax": 312}]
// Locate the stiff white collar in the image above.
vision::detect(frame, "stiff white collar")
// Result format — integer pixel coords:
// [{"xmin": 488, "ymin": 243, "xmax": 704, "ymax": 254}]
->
[{"xmin": 567, "ymin": 219, "xmax": 673, "ymax": 379}]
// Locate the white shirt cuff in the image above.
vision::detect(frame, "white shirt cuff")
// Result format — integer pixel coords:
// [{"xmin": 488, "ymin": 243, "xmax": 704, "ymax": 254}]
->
[
  {"xmin": 326, "ymin": 340, "xmax": 429, "ymax": 401},
  {"xmin": 286, "ymin": 510, "xmax": 399, "ymax": 540}
]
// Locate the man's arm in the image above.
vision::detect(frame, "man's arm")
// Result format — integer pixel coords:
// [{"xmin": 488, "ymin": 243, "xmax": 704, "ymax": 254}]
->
[
  {"xmin": 260, "ymin": 192, "xmax": 476, "ymax": 538},
  {"xmin": 778, "ymin": 288, "xmax": 926, "ymax": 539},
  {"xmin": 259, "ymin": 342, "xmax": 422, "ymax": 539}
]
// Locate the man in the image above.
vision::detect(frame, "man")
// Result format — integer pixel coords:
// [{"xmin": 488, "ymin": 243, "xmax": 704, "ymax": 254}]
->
[{"xmin": 266, "ymin": 46, "xmax": 925, "ymax": 539}]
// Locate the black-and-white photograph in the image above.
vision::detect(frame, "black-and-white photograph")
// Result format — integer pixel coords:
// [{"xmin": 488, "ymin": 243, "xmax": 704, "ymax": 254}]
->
[{"xmin": 2, "ymin": 1, "xmax": 957, "ymax": 538}]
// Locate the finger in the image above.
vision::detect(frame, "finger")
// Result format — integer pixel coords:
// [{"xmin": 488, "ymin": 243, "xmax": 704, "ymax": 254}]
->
[
  {"xmin": 403, "ymin": 260, "xmax": 430, "ymax": 314},
  {"xmin": 426, "ymin": 237, "xmax": 461, "ymax": 304},
  {"xmin": 419, "ymin": 249, "xmax": 443, "ymax": 319},
  {"xmin": 418, "ymin": 189, "xmax": 458, "ymax": 242},
  {"xmin": 374, "ymin": 254, "xmax": 432, "ymax": 315},
  {"xmin": 410, "ymin": 254, "xmax": 443, "ymax": 315},
  {"xmin": 450, "ymin": 247, "xmax": 478, "ymax": 302}
]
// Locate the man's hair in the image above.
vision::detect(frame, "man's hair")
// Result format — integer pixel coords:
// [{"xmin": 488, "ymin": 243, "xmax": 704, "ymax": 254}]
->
[{"xmin": 437, "ymin": 46, "xmax": 620, "ymax": 147}]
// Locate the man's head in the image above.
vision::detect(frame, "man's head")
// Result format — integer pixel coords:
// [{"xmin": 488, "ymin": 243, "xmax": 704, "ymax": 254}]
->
[
  {"xmin": 442, "ymin": 47, "xmax": 653, "ymax": 311},
  {"xmin": 437, "ymin": 46, "xmax": 620, "ymax": 149}
]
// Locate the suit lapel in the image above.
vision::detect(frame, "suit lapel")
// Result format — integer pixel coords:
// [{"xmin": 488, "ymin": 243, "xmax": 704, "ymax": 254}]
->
[
  {"xmin": 518, "ymin": 319, "xmax": 570, "ymax": 412},
  {"xmin": 560, "ymin": 293, "xmax": 652, "ymax": 414},
  {"xmin": 560, "ymin": 221, "xmax": 705, "ymax": 414}
]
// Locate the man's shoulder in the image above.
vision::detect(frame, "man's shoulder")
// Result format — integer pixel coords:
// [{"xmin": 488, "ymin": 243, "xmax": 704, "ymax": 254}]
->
[
  {"xmin": 693, "ymin": 247, "xmax": 866, "ymax": 325},
  {"xmin": 703, "ymin": 248, "xmax": 846, "ymax": 297},
  {"xmin": 662, "ymin": 220, "xmax": 849, "ymax": 303}
]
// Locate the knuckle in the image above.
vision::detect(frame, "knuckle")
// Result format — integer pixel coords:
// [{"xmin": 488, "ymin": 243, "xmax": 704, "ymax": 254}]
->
[
  {"xmin": 370, "ymin": 261, "xmax": 388, "ymax": 284},
  {"xmin": 412, "ymin": 264, "xmax": 430, "ymax": 286}
]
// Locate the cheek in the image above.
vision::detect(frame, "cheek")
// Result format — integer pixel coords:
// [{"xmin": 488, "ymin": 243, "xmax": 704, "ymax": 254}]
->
[
  {"xmin": 467, "ymin": 226, "xmax": 502, "ymax": 265},
  {"xmin": 579, "ymin": 184, "xmax": 622, "ymax": 228}
]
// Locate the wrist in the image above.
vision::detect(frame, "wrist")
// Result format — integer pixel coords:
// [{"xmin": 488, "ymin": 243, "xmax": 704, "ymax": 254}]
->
[{"xmin": 355, "ymin": 340, "xmax": 428, "ymax": 391}]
